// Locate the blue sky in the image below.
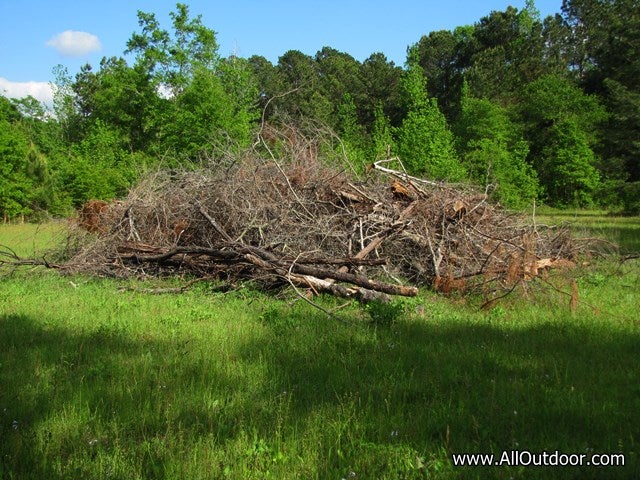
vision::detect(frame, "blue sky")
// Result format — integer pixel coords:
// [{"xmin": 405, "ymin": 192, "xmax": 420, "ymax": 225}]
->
[{"xmin": 0, "ymin": 0, "xmax": 563, "ymax": 104}]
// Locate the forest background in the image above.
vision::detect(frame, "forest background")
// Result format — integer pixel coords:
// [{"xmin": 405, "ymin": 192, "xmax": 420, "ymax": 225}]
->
[{"xmin": 1, "ymin": 0, "xmax": 639, "ymax": 221}]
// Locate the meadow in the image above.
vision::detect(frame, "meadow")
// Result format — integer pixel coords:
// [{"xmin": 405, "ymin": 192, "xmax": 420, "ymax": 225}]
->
[
  {"xmin": 1, "ymin": 215, "xmax": 638, "ymax": 479},
  {"xmin": 533, "ymin": 207, "xmax": 640, "ymax": 254}
]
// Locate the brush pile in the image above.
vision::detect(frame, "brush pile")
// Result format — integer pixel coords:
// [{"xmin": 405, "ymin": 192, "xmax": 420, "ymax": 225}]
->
[{"xmin": 64, "ymin": 126, "xmax": 577, "ymax": 303}]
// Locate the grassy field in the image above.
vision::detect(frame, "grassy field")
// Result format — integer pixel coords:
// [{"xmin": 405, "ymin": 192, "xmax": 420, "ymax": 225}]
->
[
  {"xmin": 1, "ymin": 216, "xmax": 639, "ymax": 479},
  {"xmin": 532, "ymin": 207, "xmax": 640, "ymax": 254},
  {"xmin": 0, "ymin": 221, "xmax": 68, "ymax": 258}
]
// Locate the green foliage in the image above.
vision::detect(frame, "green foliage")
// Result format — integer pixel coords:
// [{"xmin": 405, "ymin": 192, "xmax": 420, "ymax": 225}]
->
[
  {"xmin": 315, "ymin": 47, "xmax": 365, "ymax": 125},
  {"xmin": 159, "ymin": 69, "xmax": 232, "ymax": 158},
  {"xmin": 52, "ymin": 65, "xmax": 83, "ymax": 145},
  {"xmin": 11, "ymin": 95, "xmax": 49, "ymax": 122},
  {"xmin": 336, "ymin": 93, "xmax": 368, "ymax": 170},
  {"xmin": 413, "ymin": 29, "xmax": 468, "ymax": 120},
  {"xmin": 73, "ymin": 58, "xmax": 158, "ymax": 151},
  {"xmin": 275, "ymin": 50, "xmax": 333, "ymax": 123},
  {"xmin": 405, "ymin": 0, "xmax": 640, "ymax": 208},
  {"xmin": 370, "ymin": 102, "xmax": 395, "ymax": 161},
  {"xmin": 154, "ymin": 65, "xmax": 257, "ymax": 160},
  {"xmin": 365, "ymin": 299, "xmax": 405, "ymax": 327},
  {"xmin": 0, "ymin": 98, "xmax": 58, "ymax": 219},
  {"xmin": 521, "ymin": 74, "xmax": 607, "ymax": 130},
  {"xmin": 539, "ymin": 118, "xmax": 601, "ymax": 206},
  {"xmin": 457, "ymin": 83, "xmax": 539, "ymax": 208},
  {"xmin": 0, "ymin": 118, "xmax": 32, "ymax": 218},
  {"xmin": 25, "ymin": 143, "xmax": 55, "ymax": 215},
  {"xmin": 125, "ymin": 3, "xmax": 219, "ymax": 94},
  {"xmin": 521, "ymin": 74, "xmax": 606, "ymax": 206},
  {"xmin": 0, "ymin": 95, "xmax": 22, "ymax": 123},
  {"xmin": 559, "ymin": 0, "xmax": 640, "ymax": 198},
  {"xmin": 359, "ymin": 53, "xmax": 404, "ymax": 127},
  {"xmin": 3, "ymin": 2, "xmax": 640, "ymax": 216},
  {"xmin": 617, "ymin": 181, "xmax": 640, "ymax": 215},
  {"xmin": 217, "ymin": 56, "xmax": 261, "ymax": 144},
  {"xmin": 602, "ymin": 79, "xmax": 640, "ymax": 184},
  {"xmin": 60, "ymin": 122, "xmax": 140, "ymax": 205},
  {"xmin": 396, "ymin": 59, "xmax": 465, "ymax": 180},
  {"xmin": 120, "ymin": 4, "xmax": 261, "ymax": 160}
]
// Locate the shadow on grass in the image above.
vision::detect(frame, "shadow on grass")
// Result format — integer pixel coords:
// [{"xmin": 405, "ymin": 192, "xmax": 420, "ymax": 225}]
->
[
  {"xmin": 1, "ymin": 308, "xmax": 638, "ymax": 479},
  {"xmin": 247, "ymin": 308, "xmax": 640, "ymax": 479},
  {"xmin": 0, "ymin": 312, "xmax": 251, "ymax": 479}
]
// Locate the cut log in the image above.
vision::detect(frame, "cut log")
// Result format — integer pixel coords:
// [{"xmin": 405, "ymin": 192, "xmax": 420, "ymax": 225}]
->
[{"xmin": 114, "ymin": 242, "xmax": 417, "ymax": 301}]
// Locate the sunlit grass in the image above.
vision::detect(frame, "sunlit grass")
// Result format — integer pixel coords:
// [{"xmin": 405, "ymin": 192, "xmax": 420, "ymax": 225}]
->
[
  {"xmin": 531, "ymin": 207, "xmax": 640, "ymax": 253},
  {"xmin": 0, "ymin": 220, "xmax": 67, "ymax": 257}
]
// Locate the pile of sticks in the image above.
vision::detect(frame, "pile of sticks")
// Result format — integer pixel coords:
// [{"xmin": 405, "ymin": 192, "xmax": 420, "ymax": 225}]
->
[{"xmin": 55, "ymin": 126, "xmax": 576, "ymax": 303}]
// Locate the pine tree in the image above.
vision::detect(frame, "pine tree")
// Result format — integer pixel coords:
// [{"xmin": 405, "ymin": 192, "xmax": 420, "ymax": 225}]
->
[
  {"xmin": 396, "ymin": 54, "xmax": 465, "ymax": 180},
  {"xmin": 371, "ymin": 102, "xmax": 395, "ymax": 161}
]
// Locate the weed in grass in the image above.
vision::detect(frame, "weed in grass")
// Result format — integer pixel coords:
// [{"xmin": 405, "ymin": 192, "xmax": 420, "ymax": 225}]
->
[
  {"xmin": 259, "ymin": 304, "xmax": 297, "ymax": 334},
  {"xmin": 365, "ymin": 299, "xmax": 405, "ymax": 327}
]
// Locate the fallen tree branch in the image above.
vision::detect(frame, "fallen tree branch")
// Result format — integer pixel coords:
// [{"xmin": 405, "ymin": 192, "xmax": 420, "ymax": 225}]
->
[
  {"xmin": 1, "ymin": 246, "xmax": 63, "ymax": 271},
  {"xmin": 113, "ymin": 241, "xmax": 416, "ymax": 301}
]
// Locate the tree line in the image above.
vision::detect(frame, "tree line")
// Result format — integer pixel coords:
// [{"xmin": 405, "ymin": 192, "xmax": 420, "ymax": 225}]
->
[{"xmin": 1, "ymin": 0, "xmax": 638, "ymax": 220}]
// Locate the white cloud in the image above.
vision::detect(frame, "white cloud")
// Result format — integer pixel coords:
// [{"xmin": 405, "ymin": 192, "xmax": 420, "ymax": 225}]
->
[
  {"xmin": 46, "ymin": 30, "xmax": 102, "ymax": 57},
  {"xmin": 0, "ymin": 77, "xmax": 55, "ymax": 106}
]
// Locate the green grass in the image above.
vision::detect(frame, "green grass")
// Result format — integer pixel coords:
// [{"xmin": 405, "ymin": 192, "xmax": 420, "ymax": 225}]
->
[
  {"xmin": 0, "ymin": 219, "xmax": 639, "ymax": 479},
  {"xmin": 0, "ymin": 221, "xmax": 68, "ymax": 258},
  {"xmin": 531, "ymin": 207, "xmax": 640, "ymax": 254}
]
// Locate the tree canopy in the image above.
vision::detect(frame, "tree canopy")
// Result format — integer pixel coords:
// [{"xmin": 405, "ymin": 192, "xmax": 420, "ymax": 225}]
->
[{"xmin": 2, "ymin": 0, "xmax": 639, "ymax": 220}]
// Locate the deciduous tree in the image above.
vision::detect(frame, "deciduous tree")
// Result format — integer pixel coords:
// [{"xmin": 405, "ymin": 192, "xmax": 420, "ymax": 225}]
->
[
  {"xmin": 521, "ymin": 74, "xmax": 606, "ymax": 205},
  {"xmin": 125, "ymin": 3, "xmax": 219, "ymax": 95},
  {"xmin": 457, "ymin": 83, "xmax": 538, "ymax": 208}
]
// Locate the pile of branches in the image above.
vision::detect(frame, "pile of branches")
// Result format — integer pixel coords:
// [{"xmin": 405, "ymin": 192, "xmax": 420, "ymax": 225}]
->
[{"xmin": 58, "ymin": 126, "xmax": 577, "ymax": 303}]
